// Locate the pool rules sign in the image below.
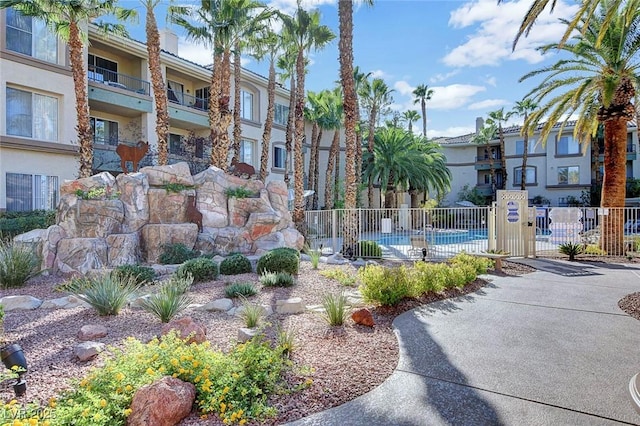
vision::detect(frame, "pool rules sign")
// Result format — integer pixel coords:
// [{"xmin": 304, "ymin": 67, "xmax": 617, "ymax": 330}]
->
[{"xmin": 495, "ymin": 190, "xmax": 533, "ymax": 257}]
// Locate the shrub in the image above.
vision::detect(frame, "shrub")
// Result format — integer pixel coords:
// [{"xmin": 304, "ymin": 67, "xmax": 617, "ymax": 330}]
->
[
  {"xmin": 358, "ymin": 264, "xmax": 412, "ymax": 306},
  {"xmin": 411, "ymin": 261, "xmax": 450, "ymax": 294},
  {"xmin": 449, "ymin": 252, "xmax": 491, "ymax": 275},
  {"xmin": 585, "ymin": 244, "xmax": 607, "ymax": 255},
  {"xmin": 65, "ymin": 273, "xmax": 141, "ymax": 316},
  {"xmin": 355, "ymin": 240, "xmax": 382, "ymax": 259},
  {"xmin": 256, "ymin": 248, "xmax": 299, "ymax": 275},
  {"xmin": 239, "ymin": 299, "xmax": 264, "ymax": 328},
  {"xmin": 225, "ymin": 282, "xmax": 257, "ymax": 298},
  {"xmin": 448, "ymin": 264, "xmax": 476, "ymax": 288},
  {"xmin": 0, "ymin": 241, "xmax": 40, "ymax": 289},
  {"xmin": 163, "ymin": 182, "xmax": 195, "ymax": 193},
  {"xmin": 304, "ymin": 247, "xmax": 321, "ymax": 269},
  {"xmin": 320, "ymin": 293, "xmax": 349, "ymax": 326},
  {"xmin": 259, "ymin": 271, "xmax": 295, "ymax": 287},
  {"xmin": 176, "ymin": 257, "xmax": 218, "ymax": 282},
  {"xmin": 276, "ymin": 326, "xmax": 295, "ymax": 357},
  {"xmin": 319, "ymin": 268, "xmax": 357, "ymax": 286},
  {"xmin": 111, "ymin": 264, "xmax": 156, "ymax": 286},
  {"xmin": 158, "ymin": 243, "xmax": 199, "ymax": 265},
  {"xmin": 140, "ymin": 275, "xmax": 193, "ymax": 323},
  {"xmin": 225, "ymin": 186, "xmax": 256, "ymax": 198},
  {"xmin": 559, "ymin": 242, "xmax": 584, "ymax": 261},
  {"xmin": 219, "ymin": 253, "xmax": 252, "ymax": 275},
  {"xmin": 0, "ymin": 210, "xmax": 55, "ymax": 239}
]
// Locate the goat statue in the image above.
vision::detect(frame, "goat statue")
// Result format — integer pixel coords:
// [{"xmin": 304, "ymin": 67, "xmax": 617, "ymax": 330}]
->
[{"xmin": 116, "ymin": 141, "xmax": 149, "ymax": 174}]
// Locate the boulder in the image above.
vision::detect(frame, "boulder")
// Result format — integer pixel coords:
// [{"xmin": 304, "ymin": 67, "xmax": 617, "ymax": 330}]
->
[
  {"xmin": 127, "ymin": 376, "xmax": 195, "ymax": 426},
  {"xmin": 351, "ymin": 308, "xmax": 375, "ymax": 327},
  {"xmin": 41, "ymin": 296, "xmax": 89, "ymax": 310},
  {"xmin": 140, "ymin": 224, "xmax": 198, "ymax": 264},
  {"xmin": 0, "ymin": 295, "xmax": 42, "ymax": 311},
  {"xmin": 194, "ymin": 298, "xmax": 233, "ymax": 312},
  {"xmin": 140, "ymin": 162, "xmax": 194, "ymax": 186},
  {"xmin": 147, "ymin": 188, "xmax": 193, "ymax": 224},
  {"xmin": 228, "ymin": 192, "xmax": 274, "ymax": 228},
  {"xmin": 54, "ymin": 238, "xmax": 108, "ymax": 274},
  {"xmin": 74, "ymin": 341, "xmax": 105, "ymax": 362},
  {"xmin": 160, "ymin": 316, "xmax": 206, "ymax": 344},
  {"xmin": 276, "ymin": 297, "xmax": 305, "ymax": 314},
  {"xmin": 106, "ymin": 233, "xmax": 141, "ymax": 266},
  {"xmin": 245, "ymin": 212, "xmax": 282, "ymax": 241},
  {"xmin": 282, "ymin": 228, "xmax": 305, "ymax": 250},
  {"xmin": 238, "ymin": 327, "xmax": 259, "ymax": 343},
  {"xmin": 78, "ymin": 324, "xmax": 108, "ymax": 341},
  {"xmin": 266, "ymin": 181, "xmax": 290, "ymax": 216},
  {"xmin": 213, "ymin": 227, "xmax": 249, "ymax": 255},
  {"xmin": 253, "ymin": 232, "xmax": 286, "ymax": 256},
  {"xmin": 194, "ymin": 231, "xmax": 218, "ymax": 255},
  {"xmin": 60, "ymin": 171, "xmax": 116, "ymax": 195},
  {"xmin": 129, "ymin": 294, "xmax": 151, "ymax": 309},
  {"xmin": 58, "ymin": 198, "xmax": 124, "ymax": 238},
  {"xmin": 193, "ymin": 168, "xmax": 229, "ymax": 228},
  {"xmin": 41, "ymin": 225, "xmax": 66, "ymax": 273},
  {"xmin": 116, "ymin": 172, "xmax": 149, "ymax": 232}
]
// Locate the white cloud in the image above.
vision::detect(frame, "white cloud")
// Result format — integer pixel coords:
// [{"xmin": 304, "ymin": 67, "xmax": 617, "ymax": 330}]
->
[
  {"xmin": 371, "ymin": 69, "xmax": 389, "ymax": 79},
  {"xmin": 482, "ymin": 75, "xmax": 497, "ymax": 87},
  {"xmin": 430, "ymin": 70, "xmax": 460, "ymax": 83},
  {"xmin": 443, "ymin": 0, "xmax": 579, "ymax": 67},
  {"xmin": 392, "ymin": 81, "xmax": 486, "ymax": 111},
  {"xmin": 267, "ymin": 0, "xmax": 335, "ymax": 16},
  {"xmin": 393, "ymin": 80, "xmax": 415, "ymax": 97},
  {"xmin": 467, "ymin": 99, "xmax": 509, "ymax": 110},
  {"xmin": 430, "ymin": 126, "xmax": 476, "ymax": 138},
  {"xmin": 177, "ymin": 38, "xmax": 212, "ymax": 66}
]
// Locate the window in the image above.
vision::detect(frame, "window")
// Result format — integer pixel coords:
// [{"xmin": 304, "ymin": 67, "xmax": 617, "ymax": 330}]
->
[
  {"xmin": 90, "ymin": 118, "xmax": 118, "ymax": 146},
  {"xmin": 195, "ymin": 87, "xmax": 209, "ymax": 110},
  {"xmin": 6, "ymin": 87, "xmax": 58, "ymax": 141},
  {"xmin": 273, "ymin": 145, "xmax": 286, "ymax": 169},
  {"xmin": 556, "ymin": 135, "xmax": 580, "ymax": 155},
  {"xmin": 515, "ymin": 139, "xmax": 536, "ymax": 155},
  {"xmin": 274, "ymin": 103, "xmax": 289, "ymax": 126},
  {"xmin": 167, "ymin": 80, "xmax": 184, "ymax": 104},
  {"xmin": 558, "ymin": 166, "xmax": 580, "ymax": 185},
  {"xmin": 6, "ymin": 172, "xmax": 58, "ymax": 212},
  {"xmin": 240, "ymin": 139, "xmax": 254, "ymax": 165},
  {"xmin": 6, "ymin": 8, "xmax": 57, "ymax": 63},
  {"xmin": 514, "ymin": 166, "xmax": 536, "ymax": 185},
  {"xmin": 88, "ymin": 54, "xmax": 118, "ymax": 83},
  {"xmin": 240, "ymin": 90, "xmax": 253, "ymax": 120},
  {"xmin": 169, "ymin": 134, "xmax": 183, "ymax": 155}
]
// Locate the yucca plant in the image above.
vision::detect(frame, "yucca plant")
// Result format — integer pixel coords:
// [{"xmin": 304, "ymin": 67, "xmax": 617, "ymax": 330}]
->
[
  {"xmin": 140, "ymin": 279, "xmax": 193, "ymax": 323},
  {"xmin": 65, "ymin": 272, "xmax": 141, "ymax": 316},
  {"xmin": 239, "ymin": 298, "xmax": 264, "ymax": 328},
  {"xmin": 559, "ymin": 242, "xmax": 584, "ymax": 261},
  {"xmin": 305, "ymin": 246, "xmax": 321, "ymax": 269},
  {"xmin": 259, "ymin": 271, "xmax": 295, "ymax": 287},
  {"xmin": 320, "ymin": 293, "xmax": 349, "ymax": 326},
  {"xmin": 0, "ymin": 241, "xmax": 40, "ymax": 288},
  {"xmin": 225, "ymin": 282, "xmax": 257, "ymax": 298},
  {"xmin": 276, "ymin": 326, "xmax": 296, "ymax": 357}
]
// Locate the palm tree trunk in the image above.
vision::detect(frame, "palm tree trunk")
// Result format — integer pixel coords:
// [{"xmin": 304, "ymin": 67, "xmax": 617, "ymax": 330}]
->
[
  {"xmin": 259, "ymin": 58, "xmax": 276, "ymax": 182},
  {"xmin": 292, "ymin": 48, "xmax": 306, "ymax": 231},
  {"xmin": 521, "ymin": 134, "xmax": 528, "ymax": 191},
  {"xmin": 145, "ymin": 6, "xmax": 169, "ymax": 166},
  {"xmin": 498, "ymin": 125, "xmax": 507, "ymax": 189},
  {"xmin": 489, "ymin": 151, "xmax": 496, "ymax": 200},
  {"xmin": 312, "ymin": 127, "xmax": 322, "ymax": 210},
  {"xmin": 367, "ymin": 107, "xmax": 377, "ymax": 207},
  {"xmin": 307, "ymin": 122, "xmax": 318, "ymax": 209},
  {"xmin": 217, "ymin": 49, "xmax": 233, "ymax": 169},
  {"xmin": 231, "ymin": 45, "xmax": 242, "ymax": 165},
  {"xmin": 209, "ymin": 49, "xmax": 222, "ymax": 167},
  {"xmin": 601, "ymin": 117, "xmax": 628, "ymax": 254},
  {"xmin": 324, "ymin": 130, "xmax": 340, "ymax": 209},
  {"xmin": 334, "ymin": 146, "xmax": 341, "ymax": 204},
  {"xmin": 421, "ymin": 99, "xmax": 427, "ymax": 138},
  {"xmin": 69, "ymin": 21, "xmax": 93, "ymax": 178},
  {"xmin": 284, "ymin": 76, "xmax": 295, "ymax": 186}
]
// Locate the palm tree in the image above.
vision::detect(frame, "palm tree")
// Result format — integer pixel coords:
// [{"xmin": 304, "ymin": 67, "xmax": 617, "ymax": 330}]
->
[
  {"xmin": 352, "ymin": 66, "xmax": 372, "ymax": 193},
  {"xmin": 363, "ymin": 127, "xmax": 450, "ymax": 208},
  {"xmin": 486, "ymin": 107, "xmax": 511, "ymax": 189},
  {"xmin": 276, "ymin": 47, "xmax": 298, "ymax": 186},
  {"xmin": 323, "ymin": 89, "xmax": 344, "ymax": 210},
  {"xmin": 304, "ymin": 90, "xmax": 324, "ymax": 209},
  {"xmin": 511, "ymin": 99, "xmax": 538, "ymax": 191},
  {"xmin": 471, "ymin": 122, "xmax": 498, "ymax": 199},
  {"xmin": 0, "ymin": 0, "xmax": 134, "ymax": 178},
  {"xmin": 403, "ymin": 110, "xmax": 421, "ymax": 134},
  {"xmin": 520, "ymin": 0, "xmax": 640, "ymax": 253},
  {"xmin": 281, "ymin": 4, "xmax": 335, "ymax": 231},
  {"xmin": 412, "ymin": 84, "xmax": 434, "ymax": 138}
]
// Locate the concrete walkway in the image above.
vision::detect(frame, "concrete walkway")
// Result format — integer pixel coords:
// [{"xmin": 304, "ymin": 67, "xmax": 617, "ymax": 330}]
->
[{"xmin": 288, "ymin": 259, "xmax": 640, "ymax": 426}]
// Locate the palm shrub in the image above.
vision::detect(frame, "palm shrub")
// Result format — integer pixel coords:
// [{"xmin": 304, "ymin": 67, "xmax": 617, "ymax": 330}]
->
[
  {"xmin": 158, "ymin": 243, "xmax": 199, "ymax": 265},
  {"xmin": 320, "ymin": 293, "xmax": 349, "ymax": 326},
  {"xmin": 256, "ymin": 248, "xmax": 299, "ymax": 275},
  {"xmin": 0, "ymin": 241, "xmax": 40, "ymax": 288},
  {"xmin": 111, "ymin": 264, "xmax": 156, "ymax": 286},
  {"xmin": 259, "ymin": 271, "xmax": 295, "ymax": 287},
  {"xmin": 219, "ymin": 253, "xmax": 252, "ymax": 275},
  {"xmin": 559, "ymin": 242, "xmax": 584, "ymax": 261},
  {"xmin": 65, "ymin": 273, "xmax": 141, "ymax": 316},
  {"xmin": 176, "ymin": 257, "xmax": 219, "ymax": 282},
  {"xmin": 224, "ymin": 282, "xmax": 257, "ymax": 298},
  {"xmin": 140, "ymin": 278, "xmax": 193, "ymax": 323}
]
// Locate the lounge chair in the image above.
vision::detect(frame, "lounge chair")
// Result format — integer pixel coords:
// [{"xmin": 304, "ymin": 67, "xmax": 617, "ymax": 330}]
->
[{"xmin": 408, "ymin": 236, "xmax": 429, "ymax": 260}]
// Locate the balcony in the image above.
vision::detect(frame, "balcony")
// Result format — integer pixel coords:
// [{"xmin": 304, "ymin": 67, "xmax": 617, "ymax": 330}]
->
[
  {"xmin": 474, "ymin": 185, "xmax": 494, "ymax": 196},
  {"xmin": 474, "ymin": 156, "xmax": 503, "ymax": 170},
  {"xmin": 88, "ymin": 68, "xmax": 152, "ymax": 115},
  {"xmin": 167, "ymin": 91, "xmax": 209, "ymax": 128},
  {"xmin": 598, "ymin": 144, "xmax": 637, "ymax": 161},
  {"xmin": 88, "ymin": 67, "xmax": 150, "ymax": 95},
  {"xmin": 168, "ymin": 90, "xmax": 209, "ymax": 112}
]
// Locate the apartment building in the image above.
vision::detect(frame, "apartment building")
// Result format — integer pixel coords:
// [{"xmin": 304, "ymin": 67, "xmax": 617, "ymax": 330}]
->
[
  {"xmin": 437, "ymin": 117, "xmax": 639, "ymax": 207},
  {"xmin": 0, "ymin": 8, "xmax": 343, "ymax": 212}
]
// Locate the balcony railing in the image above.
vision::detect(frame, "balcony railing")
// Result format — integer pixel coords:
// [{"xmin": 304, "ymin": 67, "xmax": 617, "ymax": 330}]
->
[
  {"xmin": 167, "ymin": 90, "xmax": 208, "ymax": 112},
  {"xmin": 88, "ymin": 66, "xmax": 151, "ymax": 96}
]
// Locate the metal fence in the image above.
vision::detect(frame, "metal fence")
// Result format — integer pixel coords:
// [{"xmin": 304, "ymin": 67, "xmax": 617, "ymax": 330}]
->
[{"xmin": 305, "ymin": 206, "xmax": 640, "ymax": 260}]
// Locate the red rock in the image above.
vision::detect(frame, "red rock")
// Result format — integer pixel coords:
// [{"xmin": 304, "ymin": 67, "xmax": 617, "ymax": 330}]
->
[
  {"xmin": 352, "ymin": 308, "xmax": 375, "ymax": 327},
  {"xmin": 161, "ymin": 316, "xmax": 207, "ymax": 344},
  {"xmin": 127, "ymin": 376, "xmax": 195, "ymax": 426},
  {"xmin": 78, "ymin": 324, "xmax": 108, "ymax": 341}
]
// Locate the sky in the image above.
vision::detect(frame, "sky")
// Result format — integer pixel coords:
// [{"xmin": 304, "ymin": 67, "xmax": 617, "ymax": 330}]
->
[{"xmin": 117, "ymin": 0, "xmax": 580, "ymax": 138}]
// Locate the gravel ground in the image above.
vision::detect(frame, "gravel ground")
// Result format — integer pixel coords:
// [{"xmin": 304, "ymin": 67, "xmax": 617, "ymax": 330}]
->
[{"xmin": 1, "ymin": 260, "xmax": 533, "ymax": 425}]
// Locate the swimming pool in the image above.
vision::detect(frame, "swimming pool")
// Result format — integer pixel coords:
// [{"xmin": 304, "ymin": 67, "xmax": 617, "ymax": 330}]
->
[{"xmin": 377, "ymin": 229, "xmax": 489, "ymax": 246}]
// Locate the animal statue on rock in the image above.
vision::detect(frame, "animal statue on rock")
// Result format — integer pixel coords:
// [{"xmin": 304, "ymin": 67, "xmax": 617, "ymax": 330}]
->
[
  {"xmin": 116, "ymin": 141, "xmax": 149, "ymax": 173},
  {"xmin": 229, "ymin": 158, "xmax": 256, "ymax": 178},
  {"xmin": 186, "ymin": 194, "xmax": 203, "ymax": 232}
]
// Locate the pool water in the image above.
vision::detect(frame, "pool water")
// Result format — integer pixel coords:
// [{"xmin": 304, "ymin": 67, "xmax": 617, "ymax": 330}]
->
[{"xmin": 377, "ymin": 229, "xmax": 489, "ymax": 246}]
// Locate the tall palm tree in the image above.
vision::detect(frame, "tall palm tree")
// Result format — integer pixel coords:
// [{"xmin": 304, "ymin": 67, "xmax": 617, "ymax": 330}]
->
[
  {"xmin": 352, "ymin": 65, "xmax": 372, "ymax": 194},
  {"xmin": 520, "ymin": 0, "xmax": 640, "ymax": 253},
  {"xmin": 403, "ymin": 110, "xmax": 421, "ymax": 134},
  {"xmin": 304, "ymin": 90, "xmax": 323, "ymax": 209},
  {"xmin": 276, "ymin": 47, "xmax": 298, "ymax": 186},
  {"xmin": 0, "ymin": 0, "xmax": 134, "ymax": 178},
  {"xmin": 281, "ymin": 4, "xmax": 335, "ymax": 232},
  {"xmin": 511, "ymin": 99, "xmax": 538, "ymax": 191},
  {"xmin": 486, "ymin": 107, "xmax": 511, "ymax": 189},
  {"xmin": 412, "ymin": 84, "xmax": 434, "ymax": 138},
  {"xmin": 471, "ymin": 122, "xmax": 498, "ymax": 199},
  {"xmin": 323, "ymin": 89, "xmax": 344, "ymax": 210}
]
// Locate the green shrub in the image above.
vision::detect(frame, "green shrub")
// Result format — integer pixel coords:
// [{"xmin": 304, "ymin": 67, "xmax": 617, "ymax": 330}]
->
[
  {"xmin": 75, "ymin": 186, "xmax": 120, "ymax": 200},
  {"xmin": 163, "ymin": 182, "xmax": 195, "ymax": 193},
  {"xmin": 224, "ymin": 282, "xmax": 257, "ymax": 298},
  {"xmin": 176, "ymin": 257, "xmax": 218, "ymax": 282},
  {"xmin": 225, "ymin": 186, "xmax": 256, "ymax": 198},
  {"xmin": 411, "ymin": 261, "xmax": 450, "ymax": 294},
  {"xmin": 50, "ymin": 332, "xmax": 287, "ymax": 425},
  {"xmin": 355, "ymin": 240, "xmax": 382, "ymax": 259},
  {"xmin": 219, "ymin": 253, "xmax": 252, "ymax": 275},
  {"xmin": 449, "ymin": 264, "xmax": 477, "ymax": 287},
  {"xmin": 585, "ymin": 244, "xmax": 607, "ymax": 255},
  {"xmin": 304, "ymin": 246, "xmax": 321, "ymax": 269},
  {"xmin": 0, "ymin": 241, "xmax": 40, "ymax": 288},
  {"xmin": 276, "ymin": 326, "xmax": 295, "ymax": 356},
  {"xmin": 320, "ymin": 293, "xmax": 349, "ymax": 326},
  {"xmin": 239, "ymin": 299, "xmax": 264, "ymax": 328},
  {"xmin": 0, "ymin": 210, "xmax": 56, "ymax": 239},
  {"xmin": 256, "ymin": 248, "xmax": 299, "ymax": 275},
  {"xmin": 65, "ymin": 273, "xmax": 141, "ymax": 316},
  {"xmin": 319, "ymin": 268, "xmax": 357, "ymax": 286},
  {"xmin": 259, "ymin": 271, "xmax": 295, "ymax": 287},
  {"xmin": 358, "ymin": 264, "xmax": 412, "ymax": 306},
  {"xmin": 449, "ymin": 252, "xmax": 492, "ymax": 275},
  {"xmin": 140, "ymin": 277, "xmax": 193, "ymax": 323},
  {"xmin": 158, "ymin": 243, "xmax": 199, "ymax": 265},
  {"xmin": 559, "ymin": 242, "xmax": 584, "ymax": 261},
  {"xmin": 111, "ymin": 264, "xmax": 156, "ymax": 285}
]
